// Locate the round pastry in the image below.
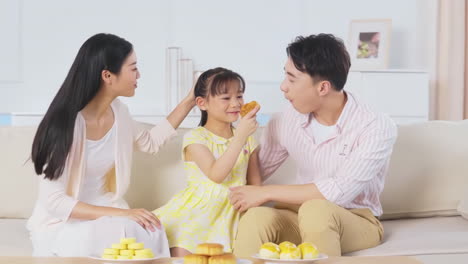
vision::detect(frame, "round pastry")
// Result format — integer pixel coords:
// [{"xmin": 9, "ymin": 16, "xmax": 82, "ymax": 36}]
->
[
  {"xmin": 279, "ymin": 245, "xmax": 301, "ymax": 260},
  {"xmin": 119, "ymin": 249, "xmax": 134, "ymax": 256},
  {"xmin": 128, "ymin": 242, "xmax": 144, "ymax": 250},
  {"xmin": 103, "ymin": 248, "xmax": 120, "ymax": 255},
  {"xmin": 208, "ymin": 253, "xmax": 236, "ymax": 264},
  {"xmin": 195, "ymin": 243, "xmax": 224, "ymax": 256},
  {"xmin": 240, "ymin": 101, "xmax": 260, "ymax": 117},
  {"xmin": 101, "ymin": 254, "xmax": 116, "ymax": 259},
  {"xmin": 278, "ymin": 241, "xmax": 296, "ymax": 252},
  {"xmin": 111, "ymin": 243, "xmax": 127, "ymax": 250},
  {"xmin": 259, "ymin": 242, "xmax": 280, "ymax": 259},
  {"xmin": 135, "ymin": 248, "xmax": 154, "ymax": 257},
  {"xmin": 184, "ymin": 254, "xmax": 209, "ymax": 264},
  {"xmin": 298, "ymin": 242, "xmax": 319, "ymax": 259},
  {"xmin": 120, "ymin": 237, "xmax": 136, "ymax": 244}
]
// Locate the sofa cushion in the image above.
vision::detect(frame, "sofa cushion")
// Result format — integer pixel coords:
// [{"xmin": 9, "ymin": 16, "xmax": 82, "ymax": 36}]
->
[
  {"xmin": 458, "ymin": 193, "xmax": 468, "ymax": 220},
  {"xmin": 0, "ymin": 126, "xmax": 39, "ymax": 219},
  {"xmin": 3, "ymin": 121, "xmax": 468, "ymax": 220},
  {"xmin": 414, "ymin": 254, "xmax": 468, "ymax": 264},
  {"xmin": 0, "ymin": 219, "xmax": 32, "ymax": 256},
  {"xmin": 345, "ymin": 216, "xmax": 468, "ymax": 256},
  {"xmin": 380, "ymin": 120, "xmax": 468, "ymax": 219}
]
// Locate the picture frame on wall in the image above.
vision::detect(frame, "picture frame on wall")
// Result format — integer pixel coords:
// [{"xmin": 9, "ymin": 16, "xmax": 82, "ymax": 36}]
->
[{"xmin": 347, "ymin": 19, "xmax": 392, "ymax": 71}]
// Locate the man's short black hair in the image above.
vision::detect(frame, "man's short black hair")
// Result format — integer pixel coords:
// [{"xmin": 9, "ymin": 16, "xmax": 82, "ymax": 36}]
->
[{"xmin": 287, "ymin": 34, "xmax": 351, "ymax": 91}]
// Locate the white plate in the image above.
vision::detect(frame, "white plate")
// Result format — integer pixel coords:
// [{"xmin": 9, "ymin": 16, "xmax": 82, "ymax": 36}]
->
[
  {"xmin": 88, "ymin": 255, "xmax": 161, "ymax": 263},
  {"xmin": 172, "ymin": 258, "xmax": 252, "ymax": 264},
  {"xmin": 252, "ymin": 253, "xmax": 328, "ymax": 263}
]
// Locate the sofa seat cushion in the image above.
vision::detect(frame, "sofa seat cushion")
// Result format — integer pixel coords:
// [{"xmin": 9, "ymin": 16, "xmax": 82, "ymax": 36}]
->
[
  {"xmin": 0, "ymin": 219, "xmax": 31, "ymax": 256},
  {"xmin": 414, "ymin": 254, "xmax": 468, "ymax": 264},
  {"xmin": 345, "ymin": 216, "xmax": 468, "ymax": 256}
]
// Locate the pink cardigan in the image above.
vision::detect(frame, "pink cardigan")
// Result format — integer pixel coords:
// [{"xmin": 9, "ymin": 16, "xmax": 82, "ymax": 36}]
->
[{"xmin": 27, "ymin": 99, "xmax": 177, "ymax": 232}]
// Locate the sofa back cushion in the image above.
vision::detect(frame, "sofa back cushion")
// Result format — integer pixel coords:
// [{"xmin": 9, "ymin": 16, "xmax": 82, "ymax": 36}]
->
[
  {"xmin": 2, "ymin": 120, "xmax": 468, "ymax": 220},
  {"xmin": 459, "ymin": 194, "xmax": 468, "ymax": 220},
  {"xmin": 125, "ymin": 121, "xmax": 468, "ymax": 219},
  {"xmin": 380, "ymin": 120, "xmax": 468, "ymax": 219},
  {"xmin": 0, "ymin": 126, "xmax": 38, "ymax": 218}
]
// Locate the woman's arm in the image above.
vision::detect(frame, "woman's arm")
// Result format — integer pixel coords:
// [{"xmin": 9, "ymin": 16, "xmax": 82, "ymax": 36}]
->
[
  {"xmin": 246, "ymin": 148, "xmax": 262, "ymax": 186},
  {"xmin": 133, "ymin": 87, "xmax": 195, "ymax": 154},
  {"xmin": 38, "ymin": 176, "xmax": 160, "ymax": 231},
  {"xmin": 70, "ymin": 202, "xmax": 161, "ymax": 231},
  {"xmin": 166, "ymin": 95, "xmax": 196, "ymax": 130}
]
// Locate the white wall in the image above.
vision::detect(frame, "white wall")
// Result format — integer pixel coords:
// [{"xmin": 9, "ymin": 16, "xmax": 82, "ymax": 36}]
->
[{"xmin": 0, "ymin": 0, "xmax": 437, "ymax": 119}]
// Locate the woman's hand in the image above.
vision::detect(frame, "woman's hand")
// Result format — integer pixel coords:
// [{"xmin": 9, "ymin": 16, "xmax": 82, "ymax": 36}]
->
[
  {"xmin": 167, "ymin": 84, "xmax": 196, "ymax": 129},
  {"xmin": 236, "ymin": 105, "xmax": 260, "ymax": 141},
  {"xmin": 183, "ymin": 84, "xmax": 196, "ymax": 108},
  {"xmin": 121, "ymin": 208, "xmax": 161, "ymax": 232}
]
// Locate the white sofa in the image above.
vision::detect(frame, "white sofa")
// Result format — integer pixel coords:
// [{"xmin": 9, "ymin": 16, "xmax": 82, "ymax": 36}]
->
[{"xmin": 1, "ymin": 120, "xmax": 468, "ymax": 264}]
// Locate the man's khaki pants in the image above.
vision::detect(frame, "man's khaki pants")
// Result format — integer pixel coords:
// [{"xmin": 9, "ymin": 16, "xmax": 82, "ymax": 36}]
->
[{"xmin": 233, "ymin": 199, "xmax": 383, "ymax": 258}]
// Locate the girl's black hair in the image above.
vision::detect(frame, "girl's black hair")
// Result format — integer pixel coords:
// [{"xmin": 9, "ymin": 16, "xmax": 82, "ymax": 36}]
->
[{"xmin": 194, "ymin": 67, "xmax": 245, "ymax": 126}]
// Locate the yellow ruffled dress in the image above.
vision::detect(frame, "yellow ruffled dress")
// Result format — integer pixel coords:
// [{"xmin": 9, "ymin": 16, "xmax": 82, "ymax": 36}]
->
[{"xmin": 153, "ymin": 127, "xmax": 257, "ymax": 253}]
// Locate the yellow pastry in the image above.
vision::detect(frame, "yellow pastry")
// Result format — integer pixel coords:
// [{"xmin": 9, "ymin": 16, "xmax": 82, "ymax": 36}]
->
[
  {"xmin": 278, "ymin": 241, "xmax": 296, "ymax": 252},
  {"xmin": 128, "ymin": 242, "xmax": 144, "ymax": 250},
  {"xmin": 298, "ymin": 242, "xmax": 319, "ymax": 259},
  {"xmin": 208, "ymin": 253, "xmax": 236, "ymax": 264},
  {"xmin": 111, "ymin": 243, "xmax": 127, "ymax": 250},
  {"xmin": 259, "ymin": 242, "xmax": 280, "ymax": 259},
  {"xmin": 195, "ymin": 243, "xmax": 224, "ymax": 256},
  {"xmin": 184, "ymin": 254, "xmax": 209, "ymax": 264},
  {"xmin": 134, "ymin": 251, "xmax": 154, "ymax": 258},
  {"xmin": 135, "ymin": 248, "xmax": 154, "ymax": 256},
  {"xmin": 101, "ymin": 254, "xmax": 116, "ymax": 259},
  {"xmin": 279, "ymin": 245, "xmax": 301, "ymax": 260},
  {"xmin": 119, "ymin": 249, "xmax": 135, "ymax": 256},
  {"xmin": 102, "ymin": 238, "xmax": 155, "ymax": 260},
  {"xmin": 120, "ymin": 237, "xmax": 136, "ymax": 244},
  {"xmin": 103, "ymin": 248, "xmax": 120, "ymax": 255}
]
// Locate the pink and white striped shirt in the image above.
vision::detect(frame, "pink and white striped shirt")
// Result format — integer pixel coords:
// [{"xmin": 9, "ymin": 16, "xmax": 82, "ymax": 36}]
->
[{"xmin": 259, "ymin": 92, "xmax": 397, "ymax": 216}]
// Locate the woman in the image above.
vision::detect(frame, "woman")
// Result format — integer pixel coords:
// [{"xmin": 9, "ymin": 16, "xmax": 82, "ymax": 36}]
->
[{"xmin": 27, "ymin": 33, "xmax": 195, "ymax": 257}]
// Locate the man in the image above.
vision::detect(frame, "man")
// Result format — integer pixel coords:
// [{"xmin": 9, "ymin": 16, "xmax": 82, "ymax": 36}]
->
[{"xmin": 230, "ymin": 34, "xmax": 397, "ymax": 257}]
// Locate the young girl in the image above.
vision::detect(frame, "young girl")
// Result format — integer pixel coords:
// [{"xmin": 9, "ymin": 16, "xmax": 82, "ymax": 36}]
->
[{"xmin": 153, "ymin": 67, "xmax": 262, "ymax": 257}]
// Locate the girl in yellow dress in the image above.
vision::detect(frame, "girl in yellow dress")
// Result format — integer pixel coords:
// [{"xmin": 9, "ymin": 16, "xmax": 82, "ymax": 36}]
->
[{"xmin": 153, "ymin": 67, "xmax": 261, "ymax": 257}]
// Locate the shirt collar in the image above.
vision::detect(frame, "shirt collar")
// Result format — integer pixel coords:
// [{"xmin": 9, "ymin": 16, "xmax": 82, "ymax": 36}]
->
[
  {"xmin": 301, "ymin": 91, "xmax": 357, "ymax": 134},
  {"xmin": 201, "ymin": 126, "xmax": 235, "ymax": 144}
]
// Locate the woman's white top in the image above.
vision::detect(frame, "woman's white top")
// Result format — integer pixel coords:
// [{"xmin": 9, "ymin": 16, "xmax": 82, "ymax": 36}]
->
[{"xmin": 79, "ymin": 124, "xmax": 116, "ymax": 204}]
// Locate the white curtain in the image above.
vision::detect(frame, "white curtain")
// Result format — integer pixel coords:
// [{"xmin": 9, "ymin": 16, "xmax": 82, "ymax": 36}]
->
[{"xmin": 434, "ymin": 0, "xmax": 467, "ymax": 120}]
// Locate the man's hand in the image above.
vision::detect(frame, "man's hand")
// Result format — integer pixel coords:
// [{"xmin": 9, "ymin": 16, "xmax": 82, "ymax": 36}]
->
[{"xmin": 229, "ymin": 185, "xmax": 268, "ymax": 212}]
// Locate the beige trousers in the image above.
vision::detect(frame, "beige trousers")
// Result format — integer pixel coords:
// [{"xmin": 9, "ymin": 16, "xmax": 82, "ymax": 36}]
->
[{"xmin": 232, "ymin": 199, "xmax": 383, "ymax": 258}]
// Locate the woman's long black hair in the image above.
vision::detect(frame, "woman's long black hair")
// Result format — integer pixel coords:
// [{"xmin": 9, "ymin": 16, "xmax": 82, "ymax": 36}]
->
[
  {"xmin": 31, "ymin": 33, "xmax": 132, "ymax": 180},
  {"xmin": 194, "ymin": 67, "xmax": 245, "ymax": 126}
]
